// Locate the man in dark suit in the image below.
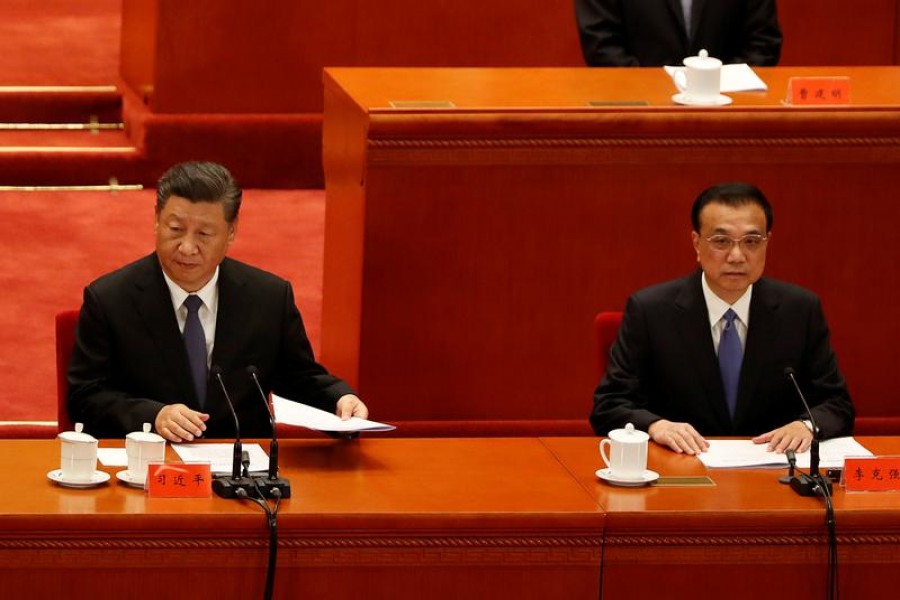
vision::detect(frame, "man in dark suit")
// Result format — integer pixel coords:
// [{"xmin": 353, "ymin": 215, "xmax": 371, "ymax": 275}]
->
[
  {"xmin": 591, "ymin": 183, "xmax": 853, "ymax": 455},
  {"xmin": 68, "ymin": 161, "xmax": 368, "ymax": 441},
  {"xmin": 575, "ymin": 0, "xmax": 782, "ymax": 67}
]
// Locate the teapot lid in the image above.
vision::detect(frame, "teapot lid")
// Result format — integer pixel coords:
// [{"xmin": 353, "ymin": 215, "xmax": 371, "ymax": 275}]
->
[
  {"xmin": 608, "ymin": 422, "xmax": 649, "ymax": 443},
  {"xmin": 683, "ymin": 49, "xmax": 722, "ymax": 70},
  {"xmin": 58, "ymin": 422, "xmax": 97, "ymax": 443},
  {"xmin": 126, "ymin": 422, "xmax": 166, "ymax": 443}
]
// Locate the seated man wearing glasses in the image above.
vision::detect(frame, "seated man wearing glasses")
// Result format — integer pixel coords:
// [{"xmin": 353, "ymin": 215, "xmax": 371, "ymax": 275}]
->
[{"xmin": 591, "ymin": 182, "xmax": 854, "ymax": 454}]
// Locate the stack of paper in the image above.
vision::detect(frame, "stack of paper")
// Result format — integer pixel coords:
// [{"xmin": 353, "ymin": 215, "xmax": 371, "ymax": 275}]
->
[{"xmin": 698, "ymin": 437, "xmax": 873, "ymax": 469}]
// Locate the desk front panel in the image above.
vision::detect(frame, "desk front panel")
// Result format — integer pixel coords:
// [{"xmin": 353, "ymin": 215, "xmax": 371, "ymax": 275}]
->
[
  {"xmin": 543, "ymin": 436, "xmax": 900, "ymax": 599},
  {"xmin": 0, "ymin": 438, "xmax": 602, "ymax": 599}
]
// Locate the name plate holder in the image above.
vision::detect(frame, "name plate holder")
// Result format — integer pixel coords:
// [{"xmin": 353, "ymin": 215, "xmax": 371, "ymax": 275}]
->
[
  {"xmin": 843, "ymin": 456, "xmax": 900, "ymax": 491},
  {"xmin": 389, "ymin": 100, "xmax": 455, "ymax": 109},
  {"xmin": 147, "ymin": 462, "xmax": 212, "ymax": 498},
  {"xmin": 785, "ymin": 77, "xmax": 851, "ymax": 106}
]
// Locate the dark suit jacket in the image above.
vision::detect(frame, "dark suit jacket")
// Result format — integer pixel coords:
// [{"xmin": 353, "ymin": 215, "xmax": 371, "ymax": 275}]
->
[
  {"xmin": 575, "ymin": 0, "xmax": 782, "ymax": 67},
  {"xmin": 591, "ymin": 272, "xmax": 854, "ymax": 438},
  {"xmin": 67, "ymin": 254, "xmax": 354, "ymax": 439}
]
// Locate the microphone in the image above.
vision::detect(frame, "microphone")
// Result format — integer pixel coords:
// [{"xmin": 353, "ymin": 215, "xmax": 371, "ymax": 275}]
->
[
  {"xmin": 210, "ymin": 366, "xmax": 256, "ymax": 499},
  {"xmin": 784, "ymin": 367, "xmax": 832, "ymax": 497},
  {"xmin": 247, "ymin": 365, "xmax": 291, "ymax": 498},
  {"xmin": 778, "ymin": 449, "xmax": 797, "ymax": 485}
]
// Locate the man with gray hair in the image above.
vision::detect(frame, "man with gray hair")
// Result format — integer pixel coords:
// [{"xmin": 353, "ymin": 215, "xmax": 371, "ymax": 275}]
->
[{"xmin": 68, "ymin": 161, "xmax": 368, "ymax": 441}]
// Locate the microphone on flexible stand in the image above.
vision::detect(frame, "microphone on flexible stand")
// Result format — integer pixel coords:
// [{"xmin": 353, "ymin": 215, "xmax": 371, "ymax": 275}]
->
[
  {"xmin": 778, "ymin": 449, "xmax": 797, "ymax": 484},
  {"xmin": 247, "ymin": 365, "xmax": 291, "ymax": 498},
  {"xmin": 211, "ymin": 366, "xmax": 256, "ymax": 499},
  {"xmin": 784, "ymin": 367, "xmax": 832, "ymax": 497}
]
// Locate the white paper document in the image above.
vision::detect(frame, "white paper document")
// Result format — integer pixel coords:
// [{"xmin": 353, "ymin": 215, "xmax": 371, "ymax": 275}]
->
[
  {"xmin": 698, "ymin": 437, "xmax": 873, "ymax": 469},
  {"xmin": 665, "ymin": 63, "xmax": 768, "ymax": 93},
  {"xmin": 272, "ymin": 394, "xmax": 396, "ymax": 432},
  {"xmin": 97, "ymin": 447, "xmax": 128, "ymax": 467},
  {"xmin": 173, "ymin": 443, "xmax": 270, "ymax": 474}
]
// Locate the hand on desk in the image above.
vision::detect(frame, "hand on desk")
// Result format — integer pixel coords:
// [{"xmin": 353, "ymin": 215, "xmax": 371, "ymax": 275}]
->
[
  {"xmin": 336, "ymin": 394, "xmax": 369, "ymax": 420},
  {"xmin": 648, "ymin": 419, "xmax": 709, "ymax": 455},
  {"xmin": 155, "ymin": 403, "xmax": 209, "ymax": 443},
  {"xmin": 752, "ymin": 420, "xmax": 813, "ymax": 453}
]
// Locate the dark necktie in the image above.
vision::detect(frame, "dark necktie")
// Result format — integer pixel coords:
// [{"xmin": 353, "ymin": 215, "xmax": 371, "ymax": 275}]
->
[
  {"xmin": 718, "ymin": 309, "xmax": 742, "ymax": 418},
  {"xmin": 183, "ymin": 294, "xmax": 207, "ymax": 406}
]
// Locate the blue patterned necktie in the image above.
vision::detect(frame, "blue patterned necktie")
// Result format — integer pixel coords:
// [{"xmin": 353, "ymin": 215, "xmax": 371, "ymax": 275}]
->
[
  {"xmin": 718, "ymin": 309, "xmax": 742, "ymax": 418},
  {"xmin": 183, "ymin": 294, "xmax": 207, "ymax": 406}
]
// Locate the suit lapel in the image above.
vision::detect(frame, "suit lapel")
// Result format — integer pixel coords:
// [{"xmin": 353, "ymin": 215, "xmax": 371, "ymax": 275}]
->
[
  {"xmin": 210, "ymin": 258, "xmax": 248, "ymax": 374},
  {"xmin": 666, "ymin": 0, "xmax": 688, "ymax": 31},
  {"xmin": 675, "ymin": 273, "xmax": 733, "ymax": 430},
  {"xmin": 690, "ymin": 0, "xmax": 707, "ymax": 42},
  {"xmin": 733, "ymin": 279, "xmax": 780, "ymax": 427},
  {"xmin": 132, "ymin": 254, "xmax": 199, "ymax": 406}
]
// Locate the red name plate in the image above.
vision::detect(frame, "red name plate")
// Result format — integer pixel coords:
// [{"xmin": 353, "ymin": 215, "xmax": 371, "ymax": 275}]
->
[
  {"xmin": 786, "ymin": 77, "xmax": 851, "ymax": 105},
  {"xmin": 843, "ymin": 457, "xmax": 900, "ymax": 491},
  {"xmin": 147, "ymin": 463, "xmax": 212, "ymax": 498}
]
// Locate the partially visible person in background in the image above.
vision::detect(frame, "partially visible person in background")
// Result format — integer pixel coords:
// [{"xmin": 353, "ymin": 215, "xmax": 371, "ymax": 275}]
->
[{"xmin": 575, "ymin": 0, "xmax": 782, "ymax": 67}]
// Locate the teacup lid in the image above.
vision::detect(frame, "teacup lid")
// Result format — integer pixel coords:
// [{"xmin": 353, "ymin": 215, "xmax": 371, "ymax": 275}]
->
[
  {"xmin": 58, "ymin": 422, "xmax": 97, "ymax": 444},
  {"xmin": 608, "ymin": 422, "xmax": 649, "ymax": 443},
  {"xmin": 683, "ymin": 49, "xmax": 722, "ymax": 70},
  {"xmin": 126, "ymin": 422, "xmax": 166, "ymax": 444}
]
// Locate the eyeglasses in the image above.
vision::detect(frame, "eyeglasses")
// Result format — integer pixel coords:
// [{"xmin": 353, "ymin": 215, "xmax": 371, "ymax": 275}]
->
[{"xmin": 704, "ymin": 234, "xmax": 768, "ymax": 253}]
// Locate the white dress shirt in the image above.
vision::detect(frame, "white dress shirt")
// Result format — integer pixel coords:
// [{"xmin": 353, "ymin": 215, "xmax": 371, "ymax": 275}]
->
[{"xmin": 701, "ymin": 272, "xmax": 752, "ymax": 354}]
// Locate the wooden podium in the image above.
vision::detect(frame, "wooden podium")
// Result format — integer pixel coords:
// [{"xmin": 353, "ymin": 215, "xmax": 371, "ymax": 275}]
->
[{"xmin": 321, "ymin": 67, "xmax": 900, "ymax": 434}]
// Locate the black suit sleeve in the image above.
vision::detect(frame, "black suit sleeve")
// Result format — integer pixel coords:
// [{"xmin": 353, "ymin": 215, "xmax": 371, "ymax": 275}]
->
[
  {"xmin": 575, "ymin": 0, "xmax": 640, "ymax": 66},
  {"xmin": 67, "ymin": 286, "xmax": 166, "ymax": 436},
  {"xmin": 590, "ymin": 295, "xmax": 664, "ymax": 434},
  {"xmin": 269, "ymin": 282, "xmax": 355, "ymax": 412},
  {"xmin": 799, "ymin": 297, "xmax": 854, "ymax": 439},
  {"xmin": 736, "ymin": 0, "xmax": 782, "ymax": 66}
]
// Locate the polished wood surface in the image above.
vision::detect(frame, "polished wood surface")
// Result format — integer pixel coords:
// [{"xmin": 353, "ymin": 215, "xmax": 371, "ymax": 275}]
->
[
  {"xmin": 321, "ymin": 67, "xmax": 900, "ymax": 434},
  {"xmin": 1, "ymin": 438, "xmax": 602, "ymax": 599},
  {"xmin": 544, "ymin": 436, "xmax": 900, "ymax": 599},
  {"xmin": 4, "ymin": 437, "xmax": 900, "ymax": 598}
]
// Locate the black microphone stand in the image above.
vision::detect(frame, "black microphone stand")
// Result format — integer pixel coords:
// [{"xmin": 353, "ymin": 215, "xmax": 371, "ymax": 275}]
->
[
  {"xmin": 247, "ymin": 366, "xmax": 291, "ymax": 499},
  {"xmin": 784, "ymin": 368, "xmax": 833, "ymax": 497},
  {"xmin": 210, "ymin": 366, "xmax": 257, "ymax": 499},
  {"xmin": 779, "ymin": 449, "xmax": 797, "ymax": 485}
]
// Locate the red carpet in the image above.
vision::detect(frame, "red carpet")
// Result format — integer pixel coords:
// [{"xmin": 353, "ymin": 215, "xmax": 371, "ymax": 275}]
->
[
  {"xmin": 0, "ymin": 189, "xmax": 326, "ymax": 422},
  {"xmin": 0, "ymin": 0, "xmax": 120, "ymax": 86}
]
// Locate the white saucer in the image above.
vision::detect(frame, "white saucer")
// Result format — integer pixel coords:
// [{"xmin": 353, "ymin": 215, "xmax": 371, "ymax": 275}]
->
[
  {"xmin": 47, "ymin": 469, "xmax": 111, "ymax": 489},
  {"xmin": 116, "ymin": 469, "xmax": 147, "ymax": 488},
  {"xmin": 671, "ymin": 92, "xmax": 732, "ymax": 106},
  {"xmin": 596, "ymin": 468, "xmax": 660, "ymax": 487}
]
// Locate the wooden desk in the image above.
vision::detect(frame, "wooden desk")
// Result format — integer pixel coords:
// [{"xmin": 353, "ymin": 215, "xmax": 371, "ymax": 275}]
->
[
  {"xmin": 321, "ymin": 67, "xmax": 900, "ymax": 433},
  {"xmin": 544, "ymin": 436, "xmax": 900, "ymax": 599},
  {"xmin": 0, "ymin": 438, "xmax": 602, "ymax": 600},
  {"xmin": 4, "ymin": 437, "xmax": 900, "ymax": 598}
]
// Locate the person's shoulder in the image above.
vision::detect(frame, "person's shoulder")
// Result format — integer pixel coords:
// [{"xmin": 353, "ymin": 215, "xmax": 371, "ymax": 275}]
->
[
  {"xmin": 86, "ymin": 254, "xmax": 157, "ymax": 295},
  {"xmin": 631, "ymin": 273, "xmax": 697, "ymax": 304},
  {"xmin": 220, "ymin": 257, "xmax": 290, "ymax": 289},
  {"xmin": 754, "ymin": 277, "xmax": 820, "ymax": 305}
]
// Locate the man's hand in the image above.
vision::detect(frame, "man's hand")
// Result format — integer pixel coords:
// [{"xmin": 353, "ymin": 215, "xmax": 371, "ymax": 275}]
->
[
  {"xmin": 648, "ymin": 419, "xmax": 709, "ymax": 455},
  {"xmin": 752, "ymin": 420, "xmax": 813, "ymax": 453},
  {"xmin": 336, "ymin": 394, "xmax": 368, "ymax": 420},
  {"xmin": 154, "ymin": 403, "xmax": 209, "ymax": 443}
]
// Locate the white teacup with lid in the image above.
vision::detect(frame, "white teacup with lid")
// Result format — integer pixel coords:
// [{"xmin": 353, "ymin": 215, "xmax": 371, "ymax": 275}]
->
[
  {"xmin": 59, "ymin": 422, "xmax": 99, "ymax": 482},
  {"xmin": 599, "ymin": 423, "xmax": 649, "ymax": 480},
  {"xmin": 126, "ymin": 422, "xmax": 166, "ymax": 484},
  {"xmin": 682, "ymin": 49, "xmax": 723, "ymax": 103}
]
